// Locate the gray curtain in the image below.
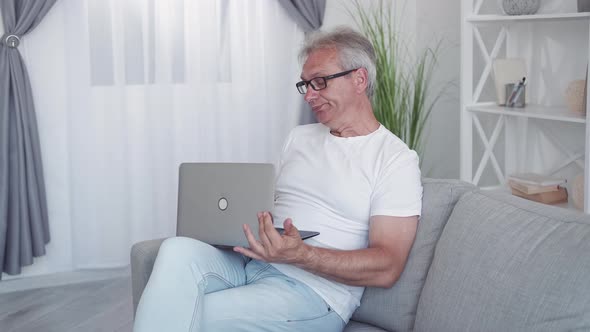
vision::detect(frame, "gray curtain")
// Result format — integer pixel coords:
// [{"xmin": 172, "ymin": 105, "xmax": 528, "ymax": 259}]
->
[
  {"xmin": 277, "ymin": 0, "xmax": 326, "ymax": 125},
  {"xmin": 278, "ymin": 0, "xmax": 326, "ymax": 32},
  {"xmin": 0, "ymin": 0, "xmax": 57, "ymax": 278}
]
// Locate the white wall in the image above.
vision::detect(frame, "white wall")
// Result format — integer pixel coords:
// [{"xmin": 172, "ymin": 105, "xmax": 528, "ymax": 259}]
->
[
  {"xmin": 417, "ymin": 0, "xmax": 461, "ymax": 178},
  {"xmin": 323, "ymin": 0, "xmax": 417, "ymax": 63},
  {"xmin": 323, "ymin": 0, "xmax": 416, "ymax": 35}
]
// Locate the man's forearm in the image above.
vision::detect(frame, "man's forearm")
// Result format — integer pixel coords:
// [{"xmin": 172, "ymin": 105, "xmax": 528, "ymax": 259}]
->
[
  {"xmin": 234, "ymin": 213, "xmax": 417, "ymax": 288},
  {"xmin": 295, "ymin": 244, "xmax": 403, "ymax": 288}
]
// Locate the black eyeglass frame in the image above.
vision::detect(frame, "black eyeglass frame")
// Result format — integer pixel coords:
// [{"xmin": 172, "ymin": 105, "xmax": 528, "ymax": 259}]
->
[{"xmin": 295, "ymin": 69, "xmax": 357, "ymax": 94}]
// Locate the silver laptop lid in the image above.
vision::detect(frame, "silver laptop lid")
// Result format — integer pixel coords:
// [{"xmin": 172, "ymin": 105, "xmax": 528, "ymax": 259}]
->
[{"xmin": 176, "ymin": 162, "xmax": 275, "ymax": 247}]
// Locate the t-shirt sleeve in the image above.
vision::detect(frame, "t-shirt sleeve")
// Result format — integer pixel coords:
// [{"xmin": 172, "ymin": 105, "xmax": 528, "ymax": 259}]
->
[
  {"xmin": 276, "ymin": 129, "xmax": 296, "ymax": 170},
  {"xmin": 370, "ymin": 149, "xmax": 423, "ymax": 217},
  {"xmin": 274, "ymin": 128, "xmax": 296, "ymax": 191}
]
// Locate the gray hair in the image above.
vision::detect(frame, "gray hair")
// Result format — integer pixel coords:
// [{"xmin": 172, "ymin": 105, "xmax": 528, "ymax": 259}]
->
[{"xmin": 299, "ymin": 26, "xmax": 377, "ymax": 97}]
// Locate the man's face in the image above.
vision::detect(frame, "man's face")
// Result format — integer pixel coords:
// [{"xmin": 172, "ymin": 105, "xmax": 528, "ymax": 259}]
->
[{"xmin": 300, "ymin": 48, "xmax": 356, "ymax": 127}]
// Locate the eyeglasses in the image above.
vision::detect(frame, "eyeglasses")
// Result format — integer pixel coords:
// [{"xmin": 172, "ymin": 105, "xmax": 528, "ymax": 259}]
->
[{"xmin": 295, "ymin": 69, "xmax": 357, "ymax": 94}]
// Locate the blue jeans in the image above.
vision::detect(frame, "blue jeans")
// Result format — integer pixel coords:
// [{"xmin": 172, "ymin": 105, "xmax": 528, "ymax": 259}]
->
[{"xmin": 134, "ymin": 237, "xmax": 345, "ymax": 332}]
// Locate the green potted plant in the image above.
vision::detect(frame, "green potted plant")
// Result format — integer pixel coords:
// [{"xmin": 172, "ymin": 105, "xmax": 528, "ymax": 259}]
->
[{"xmin": 347, "ymin": 0, "xmax": 441, "ymax": 158}]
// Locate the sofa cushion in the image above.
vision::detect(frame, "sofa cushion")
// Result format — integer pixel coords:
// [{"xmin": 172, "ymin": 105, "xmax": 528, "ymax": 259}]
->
[
  {"xmin": 351, "ymin": 178, "xmax": 475, "ymax": 331},
  {"xmin": 415, "ymin": 190, "xmax": 590, "ymax": 331},
  {"xmin": 131, "ymin": 238, "xmax": 166, "ymax": 315}
]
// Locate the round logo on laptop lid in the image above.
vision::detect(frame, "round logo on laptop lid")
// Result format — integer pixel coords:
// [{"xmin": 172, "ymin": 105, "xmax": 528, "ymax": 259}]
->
[{"xmin": 218, "ymin": 197, "xmax": 228, "ymax": 211}]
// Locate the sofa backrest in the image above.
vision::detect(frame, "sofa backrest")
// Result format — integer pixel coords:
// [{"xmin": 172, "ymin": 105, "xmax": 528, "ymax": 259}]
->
[
  {"xmin": 351, "ymin": 178, "xmax": 476, "ymax": 331},
  {"xmin": 415, "ymin": 190, "xmax": 590, "ymax": 331}
]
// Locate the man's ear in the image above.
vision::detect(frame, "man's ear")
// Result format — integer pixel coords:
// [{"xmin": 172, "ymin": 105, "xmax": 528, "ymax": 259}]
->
[{"xmin": 353, "ymin": 67, "xmax": 369, "ymax": 94}]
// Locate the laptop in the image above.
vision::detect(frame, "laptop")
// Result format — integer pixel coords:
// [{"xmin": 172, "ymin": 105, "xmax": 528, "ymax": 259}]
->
[{"xmin": 176, "ymin": 162, "xmax": 319, "ymax": 247}]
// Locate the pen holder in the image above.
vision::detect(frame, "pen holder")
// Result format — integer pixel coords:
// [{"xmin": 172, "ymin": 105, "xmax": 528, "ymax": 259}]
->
[{"xmin": 505, "ymin": 83, "xmax": 526, "ymax": 107}]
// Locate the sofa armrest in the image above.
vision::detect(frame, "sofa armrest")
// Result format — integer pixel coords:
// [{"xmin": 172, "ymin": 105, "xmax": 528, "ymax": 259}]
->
[{"xmin": 130, "ymin": 238, "xmax": 167, "ymax": 316}]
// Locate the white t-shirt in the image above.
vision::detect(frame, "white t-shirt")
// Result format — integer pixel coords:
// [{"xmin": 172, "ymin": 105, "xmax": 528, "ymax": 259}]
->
[{"xmin": 270, "ymin": 123, "xmax": 423, "ymax": 322}]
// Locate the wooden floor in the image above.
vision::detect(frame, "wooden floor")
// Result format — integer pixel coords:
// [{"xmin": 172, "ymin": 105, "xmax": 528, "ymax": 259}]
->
[{"xmin": 0, "ymin": 275, "xmax": 133, "ymax": 332}]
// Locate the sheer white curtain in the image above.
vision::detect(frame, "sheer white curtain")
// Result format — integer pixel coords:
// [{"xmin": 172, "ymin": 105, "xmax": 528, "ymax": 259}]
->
[{"xmin": 8, "ymin": 0, "xmax": 304, "ymax": 277}]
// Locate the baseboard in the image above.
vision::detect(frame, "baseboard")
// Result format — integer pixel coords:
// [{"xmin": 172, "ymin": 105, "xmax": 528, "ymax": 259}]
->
[{"xmin": 0, "ymin": 266, "xmax": 130, "ymax": 294}]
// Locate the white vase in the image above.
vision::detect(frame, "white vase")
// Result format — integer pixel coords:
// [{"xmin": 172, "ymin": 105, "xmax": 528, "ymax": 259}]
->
[
  {"xmin": 502, "ymin": 0, "xmax": 540, "ymax": 15},
  {"xmin": 565, "ymin": 80, "xmax": 587, "ymax": 115},
  {"xmin": 572, "ymin": 174, "xmax": 585, "ymax": 210}
]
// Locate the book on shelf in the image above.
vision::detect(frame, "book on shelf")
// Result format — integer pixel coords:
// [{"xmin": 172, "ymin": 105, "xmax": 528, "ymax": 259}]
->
[
  {"xmin": 511, "ymin": 186, "xmax": 568, "ymax": 205},
  {"xmin": 507, "ymin": 180, "xmax": 559, "ymax": 195},
  {"xmin": 507, "ymin": 172, "xmax": 566, "ymax": 187}
]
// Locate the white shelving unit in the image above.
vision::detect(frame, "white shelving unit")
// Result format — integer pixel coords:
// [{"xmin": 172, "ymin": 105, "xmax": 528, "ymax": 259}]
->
[{"xmin": 460, "ymin": 0, "xmax": 590, "ymax": 212}]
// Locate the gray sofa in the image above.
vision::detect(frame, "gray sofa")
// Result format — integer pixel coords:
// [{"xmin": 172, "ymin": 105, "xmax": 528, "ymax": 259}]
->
[{"xmin": 130, "ymin": 178, "xmax": 590, "ymax": 331}]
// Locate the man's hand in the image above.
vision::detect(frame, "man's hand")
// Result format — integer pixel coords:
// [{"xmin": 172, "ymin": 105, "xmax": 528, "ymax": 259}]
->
[{"xmin": 233, "ymin": 211, "xmax": 309, "ymax": 264}]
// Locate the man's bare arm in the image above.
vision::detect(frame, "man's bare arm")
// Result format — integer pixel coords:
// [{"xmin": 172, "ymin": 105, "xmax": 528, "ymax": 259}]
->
[
  {"xmin": 296, "ymin": 215, "xmax": 417, "ymax": 287},
  {"xmin": 234, "ymin": 212, "xmax": 418, "ymax": 288}
]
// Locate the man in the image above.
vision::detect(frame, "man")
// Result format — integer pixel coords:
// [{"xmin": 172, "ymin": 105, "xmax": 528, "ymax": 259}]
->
[{"xmin": 134, "ymin": 27, "xmax": 422, "ymax": 332}]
